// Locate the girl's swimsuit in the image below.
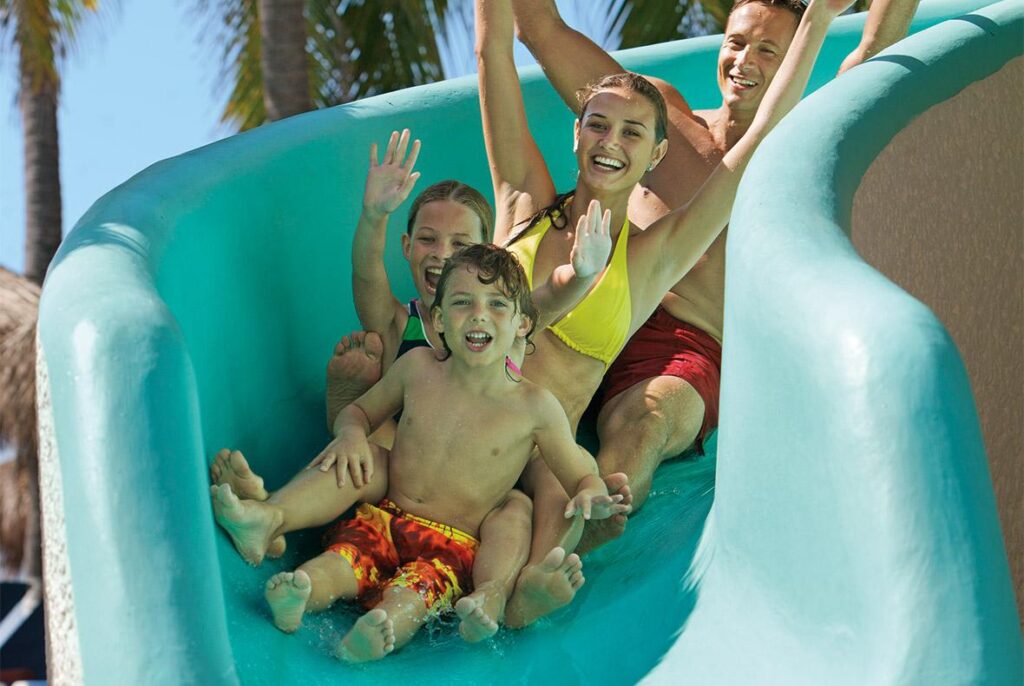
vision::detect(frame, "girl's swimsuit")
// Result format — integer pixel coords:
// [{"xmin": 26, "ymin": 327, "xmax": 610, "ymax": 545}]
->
[
  {"xmin": 396, "ymin": 300, "xmax": 433, "ymax": 358},
  {"xmin": 507, "ymin": 196, "xmax": 632, "ymax": 367}
]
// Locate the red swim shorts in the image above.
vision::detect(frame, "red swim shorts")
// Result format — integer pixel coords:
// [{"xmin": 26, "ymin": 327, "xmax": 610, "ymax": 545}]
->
[
  {"xmin": 323, "ymin": 500, "xmax": 478, "ymax": 613},
  {"xmin": 600, "ymin": 306, "xmax": 722, "ymax": 455}
]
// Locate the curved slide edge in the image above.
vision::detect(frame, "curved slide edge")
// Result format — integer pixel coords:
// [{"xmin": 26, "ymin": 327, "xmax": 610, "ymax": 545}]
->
[{"xmin": 648, "ymin": 2, "xmax": 1023, "ymax": 684}]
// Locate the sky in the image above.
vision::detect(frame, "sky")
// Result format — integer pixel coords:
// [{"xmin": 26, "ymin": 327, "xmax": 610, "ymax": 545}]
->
[{"xmin": 0, "ymin": 2, "xmax": 609, "ymax": 275}]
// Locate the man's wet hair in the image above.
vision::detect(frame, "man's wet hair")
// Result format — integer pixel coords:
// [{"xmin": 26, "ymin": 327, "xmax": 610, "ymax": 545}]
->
[
  {"xmin": 407, "ymin": 180, "xmax": 495, "ymax": 243},
  {"xmin": 729, "ymin": 0, "xmax": 806, "ymax": 22},
  {"xmin": 576, "ymin": 72, "xmax": 669, "ymax": 144},
  {"xmin": 431, "ymin": 244, "xmax": 539, "ymax": 358}
]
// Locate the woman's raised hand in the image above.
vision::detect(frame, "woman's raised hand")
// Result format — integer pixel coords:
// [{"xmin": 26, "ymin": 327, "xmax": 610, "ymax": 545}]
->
[
  {"xmin": 569, "ymin": 199, "xmax": 613, "ymax": 279},
  {"xmin": 363, "ymin": 129, "xmax": 422, "ymax": 219}
]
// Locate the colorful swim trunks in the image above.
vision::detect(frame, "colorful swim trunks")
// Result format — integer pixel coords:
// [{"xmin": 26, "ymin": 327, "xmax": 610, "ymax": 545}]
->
[
  {"xmin": 600, "ymin": 306, "xmax": 722, "ymax": 455},
  {"xmin": 323, "ymin": 500, "xmax": 478, "ymax": 612}
]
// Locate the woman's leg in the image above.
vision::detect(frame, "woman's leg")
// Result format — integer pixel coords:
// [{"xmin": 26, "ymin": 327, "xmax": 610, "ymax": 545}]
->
[{"xmin": 455, "ymin": 489, "xmax": 533, "ymax": 642}]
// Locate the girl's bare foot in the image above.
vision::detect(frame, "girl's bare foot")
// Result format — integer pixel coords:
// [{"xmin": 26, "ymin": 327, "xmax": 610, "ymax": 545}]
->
[
  {"xmin": 265, "ymin": 570, "xmax": 312, "ymax": 633},
  {"xmin": 455, "ymin": 581, "xmax": 505, "ymax": 643},
  {"xmin": 326, "ymin": 331, "xmax": 384, "ymax": 429},
  {"xmin": 210, "ymin": 449, "xmax": 268, "ymax": 501},
  {"xmin": 504, "ymin": 547, "xmax": 584, "ymax": 628},
  {"xmin": 210, "ymin": 483, "xmax": 282, "ymax": 565},
  {"xmin": 337, "ymin": 609, "xmax": 395, "ymax": 662}
]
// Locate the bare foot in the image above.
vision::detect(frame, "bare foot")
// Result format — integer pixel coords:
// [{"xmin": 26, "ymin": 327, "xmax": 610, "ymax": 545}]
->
[
  {"xmin": 579, "ymin": 471, "xmax": 632, "ymax": 554},
  {"xmin": 504, "ymin": 547, "xmax": 585, "ymax": 628},
  {"xmin": 265, "ymin": 570, "xmax": 311, "ymax": 633},
  {"xmin": 210, "ymin": 483, "xmax": 282, "ymax": 565},
  {"xmin": 210, "ymin": 449, "xmax": 269, "ymax": 501},
  {"xmin": 577, "ymin": 515, "xmax": 628, "ymax": 555},
  {"xmin": 337, "ymin": 608, "xmax": 395, "ymax": 662},
  {"xmin": 455, "ymin": 582, "xmax": 504, "ymax": 643},
  {"xmin": 326, "ymin": 331, "xmax": 383, "ymax": 430}
]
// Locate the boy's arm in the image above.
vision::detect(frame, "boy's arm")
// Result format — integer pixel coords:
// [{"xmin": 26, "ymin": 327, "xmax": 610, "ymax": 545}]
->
[
  {"xmin": 838, "ymin": 0, "xmax": 920, "ymax": 74},
  {"xmin": 476, "ymin": 0, "xmax": 556, "ymax": 243},
  {"xmin": 628, "ymin": 0, "xmax": 851, "ymax": 319},
  {"xmin": 351, "ymin": 130, "xmax": 421, "ymax": 346},
  {"xmin": 531, "ymin": 390, "xmax": 629, "ymax": 520},
  {"xmin": 310, "ymin": 349, "xmax": 413, "ymax": 486},
  {"xmin": 530, "ymin": 201, "xmax": 612, "ymax": 329}
]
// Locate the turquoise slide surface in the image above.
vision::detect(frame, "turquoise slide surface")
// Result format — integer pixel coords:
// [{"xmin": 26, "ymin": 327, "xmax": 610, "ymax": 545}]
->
[{"xmin": 36, "ymin": 1, "xmax": 1021, "ymax": 683}]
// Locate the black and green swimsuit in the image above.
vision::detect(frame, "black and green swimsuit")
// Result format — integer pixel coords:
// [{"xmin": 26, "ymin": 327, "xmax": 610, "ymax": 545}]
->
[{"xmin": 397, "ymin": 300, "xmax": 432, "ymax": 358}]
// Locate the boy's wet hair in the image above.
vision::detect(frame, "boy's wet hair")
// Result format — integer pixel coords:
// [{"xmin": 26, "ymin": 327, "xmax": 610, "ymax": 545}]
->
[
  {"xmin": 431, "ymin": 244, "xmax": 539, "ymax": 359},
  {"xmin": 407, "ymin": 180, "xmax": 495, "ymax": 243},
  {"xmin": 729, "ymin": 0, "xmax": 806, "ymax": 22},
  {"xmin": 576, "ymin": 72, "xmax": 669, "ymax": 144}
]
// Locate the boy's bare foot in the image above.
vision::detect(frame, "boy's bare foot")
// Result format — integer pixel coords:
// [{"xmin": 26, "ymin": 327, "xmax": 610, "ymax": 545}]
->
[
  {"xmin": 337, "ymin": 608, "xmax": 395, "ymax": 662},
  {"xmin": 504, "ymin": 547, "xmax": 584, "ymax": 628},
  {"xmin": 210, "ymin": 483, "xmax": 283, "ymax": 565},
  {"xmin": 326, "ymin": 331, "xmax": 383, "ymax": 429},
  {"xmin": 265, "ymin": 570, "xmax": 312, "ymax": 633},
  {"xmin": 455, "ymin": 581, "xmax": 505, "ymax": 643},
  {"xmin": 210, "ymin": 449, "xmax": 269, "ymax": 501}
]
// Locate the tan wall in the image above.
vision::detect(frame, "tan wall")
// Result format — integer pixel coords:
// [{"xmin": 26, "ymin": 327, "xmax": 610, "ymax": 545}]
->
[{"xmin": 852, "ymin": 57, "xmax": 1023, "ymax": 622}]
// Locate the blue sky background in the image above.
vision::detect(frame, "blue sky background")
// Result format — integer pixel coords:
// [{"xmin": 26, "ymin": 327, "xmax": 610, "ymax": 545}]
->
[{"xmin": 0, "ymin": 2, "xmax": 612, "ymax": 275}]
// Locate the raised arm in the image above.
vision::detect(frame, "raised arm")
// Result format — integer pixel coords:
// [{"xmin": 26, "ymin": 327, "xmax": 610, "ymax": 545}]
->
[
  {"xmin": 350, "ymin": 130, "xmax": 422, "ymax": 352},
  {"xmin": 838, "ymin": 0, "xmax": 920, "ymax": 74},
  {"xmin": 511, "ymin": 0, "xmax": 627, "ymax": 112},
  {"xmin": 531, "ymin": 389, "xmax": 628, "ymax": 520},
  {"xmin": 475, "ymin": 0, "xmax": 555, "ymax": 242},
  {"xmin": 630, "ymin": 0, "xmax": 852, "ymax": 317}
]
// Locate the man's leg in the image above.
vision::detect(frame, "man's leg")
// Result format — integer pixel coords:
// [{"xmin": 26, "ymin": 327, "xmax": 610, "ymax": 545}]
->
[
  {"xmin": 579, "ymin": 376, "xmax": 704, "ymax": 553},
  {"xmin": 455, "ymin": 490, "xmax": 533, "ymax": 642}
]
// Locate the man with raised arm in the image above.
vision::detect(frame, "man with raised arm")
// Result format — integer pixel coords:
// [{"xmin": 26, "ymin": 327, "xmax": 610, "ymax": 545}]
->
[{"xmin": 512, "ymin": 0, "xmax": 919, "ymax": 551}]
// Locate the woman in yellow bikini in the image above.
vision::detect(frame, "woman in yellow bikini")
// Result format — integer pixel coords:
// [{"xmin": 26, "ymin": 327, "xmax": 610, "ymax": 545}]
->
[{"xmin": 460, "ymin": 0, "xmax": 853, "ymax": 633}]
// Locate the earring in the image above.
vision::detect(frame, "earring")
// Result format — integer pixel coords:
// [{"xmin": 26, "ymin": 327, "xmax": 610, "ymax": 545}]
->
[{"xmin": 647, "ymin": 163, "xmax": 655, "ymax": 172}]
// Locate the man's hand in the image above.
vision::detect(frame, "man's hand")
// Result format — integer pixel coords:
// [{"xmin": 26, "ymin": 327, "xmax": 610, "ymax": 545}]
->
[
  {"xmin": 363, "ymin": 129, "xmax": 421, "ymax": 220},
  {"xmin": 306, "ymin": 433, "xmax": 375, "ymax": 488},
  {"xmin": 569, "ymin": 199, "xmax": 612, "ymax": 279}
]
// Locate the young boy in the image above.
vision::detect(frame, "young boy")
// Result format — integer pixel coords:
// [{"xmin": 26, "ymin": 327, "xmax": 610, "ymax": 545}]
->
[{"xmin": 211, "ymin": 244, "xmax": 627, "ymax": 662}]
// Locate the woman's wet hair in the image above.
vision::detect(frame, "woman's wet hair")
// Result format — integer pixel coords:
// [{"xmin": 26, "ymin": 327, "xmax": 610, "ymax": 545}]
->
[
  {"xmin": 576, "ymin": 72, "xmax": 668, "ymax": 144},
  {"xmin": 431, "ymin": 244, "xmax": 539, "ymax": 360},
  {"xmin": 729, "ymin": 0, "xmax": 806, "ymax": 22},
  {"xmin": 407, "ymin": 180, "xmax": 495, "ymax": 243}
]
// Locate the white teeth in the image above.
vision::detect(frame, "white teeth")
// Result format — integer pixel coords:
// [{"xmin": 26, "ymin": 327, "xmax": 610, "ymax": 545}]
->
[
  {"xmin": 426, "ymin": 267, "xmax": 442, "ymax": 275},
  {"xmin": 466, "ymin": 332, "xmax": 491, "ymax": 341},
  {"xmin": 732, "ymin": 76, "xmax": 756, "ymax": 87},
  {"xmin": 594, "ymin": 156, "xmax": 624, "ymax": 170}
]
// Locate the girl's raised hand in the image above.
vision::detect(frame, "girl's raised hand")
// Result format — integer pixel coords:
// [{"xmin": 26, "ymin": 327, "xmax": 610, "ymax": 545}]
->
[
  {"xmin": 363, "ymin": 129, "xmax": 422, "ymax": 219},
  {"xmin": 569, "ymin": 199, "xmax": 613, "ymax": 279}
]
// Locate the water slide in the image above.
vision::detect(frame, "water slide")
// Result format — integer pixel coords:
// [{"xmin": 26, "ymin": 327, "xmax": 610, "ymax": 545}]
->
[{"xmin": 35, "ymin": 1, "xmax": 1022, "ymax": 683}]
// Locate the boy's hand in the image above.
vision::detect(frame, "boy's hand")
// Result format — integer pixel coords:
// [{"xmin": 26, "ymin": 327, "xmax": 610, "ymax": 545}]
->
[
  {"xmin": 305, "ymin": 434, "xmax": 375, "ymax": 488},
  {"xmin": 564, "ymin": 490, "xmax": 629, "ymax": 521},
  {"xmin": 363, "ymin": 129, "xmax": 422, "ymax": 220},
  {"xmin": 569, "ymin": 199, "xmax": 612, "ymax": 279}
]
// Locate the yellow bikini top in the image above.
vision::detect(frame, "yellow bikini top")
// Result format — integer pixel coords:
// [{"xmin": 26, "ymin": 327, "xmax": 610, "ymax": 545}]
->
[{"xmin": 507, "ymin": 197, "xmax": 631, "ymax": 367}]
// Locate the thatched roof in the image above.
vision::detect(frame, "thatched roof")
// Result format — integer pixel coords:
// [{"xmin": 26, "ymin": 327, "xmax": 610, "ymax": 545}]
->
[{"xmin": 0, "ymin": 266, "xmax": 41, "ymax": 574}]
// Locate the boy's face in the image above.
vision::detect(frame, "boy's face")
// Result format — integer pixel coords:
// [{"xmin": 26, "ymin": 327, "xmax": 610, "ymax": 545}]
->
[
  {"xmin": 432, "ymin": 266, "xmax": 531, "ymax": 368},
  {"xmin": 402, "ymin": 200, "xmax": 486, "ymax": 307},
  {"xmin": 716, "ymin": 3, "xmax": 798, "ymax": 115}
]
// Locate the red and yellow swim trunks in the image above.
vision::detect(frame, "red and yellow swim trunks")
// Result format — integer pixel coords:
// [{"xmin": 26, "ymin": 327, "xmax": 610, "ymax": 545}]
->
[{"xmin": 323, "ymin": 500, "xmax": 478, "ymax": 612}]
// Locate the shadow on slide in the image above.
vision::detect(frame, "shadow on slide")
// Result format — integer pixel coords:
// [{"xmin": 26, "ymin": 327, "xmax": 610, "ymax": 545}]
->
[{"xmin": 36, "ymin": 1, "xmax": 1021, "ymax": 683}]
